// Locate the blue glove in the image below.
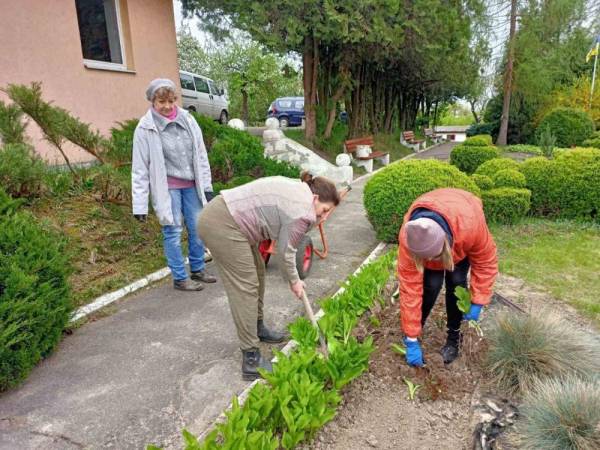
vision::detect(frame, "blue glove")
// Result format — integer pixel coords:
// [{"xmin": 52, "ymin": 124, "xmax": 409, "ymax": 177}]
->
[
  {"xmin": 204, "ymin": 191, "xmax": 215, "ymax": 202},
  {"xmin": 403, "ymin": 337, "xmax": 424, "ymax": 367},
  {"xmin": 463, "ymin": 304, "xmax": 482, "ymax": 321}
]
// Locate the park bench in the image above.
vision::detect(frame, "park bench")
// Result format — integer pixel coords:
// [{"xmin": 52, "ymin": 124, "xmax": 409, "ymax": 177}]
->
[
  {"xmin": 423, "ymin": 127, "xmax": 443, "ymax": 144},
  {"xmin": 343, "ymin": 136, "xmax": 390, "ymax": 173},
  {"xmin": 401, "ymin": 130, "xmax": 425, "ymax": 152}
]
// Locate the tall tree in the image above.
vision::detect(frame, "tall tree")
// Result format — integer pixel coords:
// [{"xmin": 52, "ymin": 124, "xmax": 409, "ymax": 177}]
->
[{"xmin": 497, "ymin": 0, "xmax": 518, "ymax": 146}]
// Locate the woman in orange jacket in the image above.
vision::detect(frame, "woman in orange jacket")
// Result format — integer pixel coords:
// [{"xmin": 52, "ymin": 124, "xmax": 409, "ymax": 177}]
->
[{"xmin": 397, "ymin": 188, "xmax": 498, "ymax": 366}]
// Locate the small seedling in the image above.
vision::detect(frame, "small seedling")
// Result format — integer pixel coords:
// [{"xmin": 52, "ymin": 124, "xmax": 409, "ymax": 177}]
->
[
  {"xmin": 403, "ymin": 377, "xmax": 421, "ymax": 401},
  {"xmin": 369, "ymin": 315, "xmax": 381, "ymax": 327},
  {"xmin": 391, "ymin": 343, "xmax": 406, "ymax": 355},
  {"xmin": 455, "ymin": 286, "xmax": 483, "ymax": 336}
]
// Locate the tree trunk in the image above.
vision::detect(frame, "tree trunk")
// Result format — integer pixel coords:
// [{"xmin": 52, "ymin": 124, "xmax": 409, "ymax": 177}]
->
[
  {"xmin": 241, "ymin": 87, "xmax": 249, "ymax": 124},
  {"xmin": 497, "ymin": 0, "xmax": 518, "ymax": 146},
  {"xmin": 303, "ymin": 34, "xmax": 319, "ymax": 141},
  {"xmin": 469, "ymin": 99, "xmax": 480, "ymax": 123},
  {"xmin": 324, "ymin": 84, "xmax": 345, "ymax": 138}
]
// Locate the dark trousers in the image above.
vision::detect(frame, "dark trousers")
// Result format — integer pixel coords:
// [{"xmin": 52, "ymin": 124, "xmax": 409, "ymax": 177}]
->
[{"xmin": 422, "ymin": 258, "xmax": 470, "ymax": 334}]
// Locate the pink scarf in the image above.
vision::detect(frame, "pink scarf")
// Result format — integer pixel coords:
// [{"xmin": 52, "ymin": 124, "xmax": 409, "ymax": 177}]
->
[{"xmin": 154, "ymin": 107, "xmax": 178, "ymax": 121}]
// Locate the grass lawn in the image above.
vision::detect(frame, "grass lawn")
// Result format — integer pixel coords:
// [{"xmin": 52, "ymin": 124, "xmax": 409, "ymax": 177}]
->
[
  {"xmin": 491, "ymin": 218, "xmax": 600, "ymax": 326},
  {"xmin": 32, "ymin": 195, "xmax": 167, "ymax": 308}
]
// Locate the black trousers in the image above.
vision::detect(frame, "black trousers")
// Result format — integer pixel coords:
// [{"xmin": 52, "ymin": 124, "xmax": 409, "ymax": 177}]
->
[{"xmin": 422, "ymin": 258, "xmax": 470, "ymax": 333}]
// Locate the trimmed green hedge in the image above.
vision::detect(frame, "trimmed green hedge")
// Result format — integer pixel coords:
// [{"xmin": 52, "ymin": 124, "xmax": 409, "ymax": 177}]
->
[
  {"xmin": 363, "ymin": 160, "xmax": 480, "ymax": 242},
  {"xmin": 504, "ymin": 144, "xmax": 543, "ymax": 155},
  {"xmin": 536, "ymin": 108, "xmax": 595, "ymax": 148},
  {"xmin": 482, "ymin": 188, "xmax": 531, "ymax": 224},
  {"xmin": 450, "ymin": 144, "xmax": 500, "ymax": 174},
  {"xmin": 519, "ymin": 149, "xmax": 600, "ymax": 221},
  {"xmin": 471, "ymin": 174, "xmax": 494, "ymax": 190},
  {"xmin": 0, "ymin": 192, "xmax": 72, "ymax": 391},
  {"xmin": 474, "ymin": 158, "xmax": 520, "ymax": 178},
  {"xmin": 463, "ymin": 134, "xmax": 493, "ymax": 146},
  {"xmin": 492, "ymin": 169, "xmax": 526, "ymax": 189}
]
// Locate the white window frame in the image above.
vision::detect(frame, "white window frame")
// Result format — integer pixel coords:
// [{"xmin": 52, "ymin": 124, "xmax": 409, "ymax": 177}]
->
[{"xmin": 81, "ymin": 0, "xmax": 128, "ymax": 72}]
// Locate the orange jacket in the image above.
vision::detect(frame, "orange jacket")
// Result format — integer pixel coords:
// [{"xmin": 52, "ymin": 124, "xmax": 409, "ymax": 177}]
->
[{"xmin": 397, "ymin": 188, "xmax": 498, "ymax": 337}]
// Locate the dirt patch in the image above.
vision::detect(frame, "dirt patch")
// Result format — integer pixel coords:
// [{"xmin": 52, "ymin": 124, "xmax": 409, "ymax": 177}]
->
[{"xmin": 304, "ymin": 284, "xmax": 487, "ymax": 450}]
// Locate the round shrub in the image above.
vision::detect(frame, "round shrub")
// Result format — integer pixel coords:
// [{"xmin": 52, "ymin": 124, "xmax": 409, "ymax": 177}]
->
[
  {"xmin": 486, "ymin": 313, "xmax": 600, "ymax": 396},
  {"xmin": 463, "ymin": 134, "xmax": 493, "ymax": 146},
  {"xmin": 474, "ymin": 157, "xmax": 520, "ymax": 178},
  {"xmin": 536, "ymin": 107, "xmax": 595, "ymax": 148},
  {"xmin": 519, "ymin": 150, "xmax": 600, "ymax": 221},
  {"xmin": 492, "ymin": 169, "xmax": 526, "ymax": 189},
  {"xmin": 481, "ymin": 188, "xmax": 531, "ymax": 224},
  {"xmin": 450, "ymin": 144, "xmax": 500, "ymax": 174},
  {"xmin": 520, "ymin": 377, "xmax": 600, "ymax": 450},
  {"xmin": 0, "ymin": 201, "xmax": 72, "ymax": 391},
  {"xmin": 363, "ymin": 160, "xmax": 480, "ymax": 242},
  {"xmin": 471, "ymin": 174, "xmax": 494, "ymax": 190}
]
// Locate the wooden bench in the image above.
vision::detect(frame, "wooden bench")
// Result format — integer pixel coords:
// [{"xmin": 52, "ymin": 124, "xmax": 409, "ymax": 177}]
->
[
  {"xmin": 423, "ymin": 127, "xmax": 443, "ymax": 144},
  {"xmin": 401, "ymin": 131, "xmax": 425, "ymax": 152},
  {"xmin": 343, "ymin": 136, "xmax": 390, "ymax": 173}
]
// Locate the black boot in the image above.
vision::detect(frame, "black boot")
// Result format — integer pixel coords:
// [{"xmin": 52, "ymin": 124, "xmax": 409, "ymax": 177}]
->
[
  {"xmin": 257, "ymin": 320, "xmax": 287, "ymax": 344},
  {"xmin": 241, "ymin": 348, "xmax": 272, "ymax": 381},
  {"xmin": 440, "ymin": 329, "xmax": 461, "ymax": 364}
]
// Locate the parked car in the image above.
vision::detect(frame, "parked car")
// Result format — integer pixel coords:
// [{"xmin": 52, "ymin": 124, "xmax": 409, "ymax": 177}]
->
[
  {"xmin": 267, "ymin": 97, "xmax": 305, "ymax": 127},
  {"xmin": 179, "ymin": 70, "xmax": 229, "ymax": 124}
]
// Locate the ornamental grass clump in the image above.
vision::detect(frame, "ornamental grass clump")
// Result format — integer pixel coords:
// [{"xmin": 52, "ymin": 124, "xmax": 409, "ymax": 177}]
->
[
  {"xmin": 519, "ymin": 376, "xmax": 600, "ymax": 450},
  {"xmin": 486, "ymin": 313, "xmax": 600, "ymax": 396}
]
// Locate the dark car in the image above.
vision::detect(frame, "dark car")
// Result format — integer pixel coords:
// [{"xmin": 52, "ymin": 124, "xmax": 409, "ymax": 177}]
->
[{"xmin": 267, "ymin": 97, "xmax": 305, "ymax": 127}]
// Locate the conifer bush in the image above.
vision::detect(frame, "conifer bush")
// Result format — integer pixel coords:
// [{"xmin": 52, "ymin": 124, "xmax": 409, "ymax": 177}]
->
[
  {"xmin": 536, "ymin": 107, "xmax": 595, "ymax": 148},
  {"xmin": 0, "ymin": 190, "xmax": 72, "ymax": 391},
  {"xmin": 0, "ymin": 143, "xmax": 48, "ymax": 199},
  {"xmin": 364, "ymin": 160, "xmax": 480, "ymax": 242}
]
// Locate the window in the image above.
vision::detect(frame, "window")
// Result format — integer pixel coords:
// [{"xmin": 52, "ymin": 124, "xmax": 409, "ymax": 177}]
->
[
  {"xmin": 180, "ymin": 74, "xmax": 195, "ymax": 91},
  {"xmin": 194, "ymin": 77, "xmax": 210, "ymax": 94},
  {"xmin": 207, "ymin": 80, "xmax": 220, "ymax": 96},
  {"xmin": 76, "ymin": 0, "xmax": 125, "ymax": 67},
  {"xmin": 294, "ymin": 100, "xmax": 304, "ymax": 109},
  {"xmin": 278, "ymin": 100, "xmax": 292, "ymax": 108}
]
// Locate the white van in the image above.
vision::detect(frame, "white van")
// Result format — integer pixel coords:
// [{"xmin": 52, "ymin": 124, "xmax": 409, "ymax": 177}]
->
[{"xmin": 179, "ymin": 70, "xmax": 229, "ymax": 124}]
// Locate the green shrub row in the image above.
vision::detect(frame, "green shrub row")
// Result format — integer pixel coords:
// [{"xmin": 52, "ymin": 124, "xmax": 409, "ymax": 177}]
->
[
  {"xmin": 0, "ymin": 188, "xmax": 73, "ymax": 391},
  {"xmin": 170, "ymin": 252, "xmax": 395, "ymax": 450},
  {"xmin": 582, "ymin": 130, "xmax": 600, "ymax": 149},
  {"xmin": 363, "ymin": 160, "xmax": 480, "ymax": 242},
  {"xmin": 449, "ymin": 143, "xmax": 500, "ymax": 174},
  {"xmin": 503, "ymin": 144, "xmax": 543, "ymax": 155}
]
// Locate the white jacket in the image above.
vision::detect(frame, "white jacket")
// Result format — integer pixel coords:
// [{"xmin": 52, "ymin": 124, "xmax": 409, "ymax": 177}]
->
[{"xmin": 131, "ymin": 107, "xmax": 213, "ymax": 226}]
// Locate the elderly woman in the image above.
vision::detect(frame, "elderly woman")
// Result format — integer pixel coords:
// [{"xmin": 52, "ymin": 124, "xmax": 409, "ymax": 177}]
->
[
  {"xmin": 132, "ymin": 78, "xmax": 216, "ymax": 291},
  {"xmin": 198, "ymin": 174, "xmax": 340, "ymax": 380},
  {"xmin": 398, "ymin": 188, "xmax": 498, "ymax": 366}
]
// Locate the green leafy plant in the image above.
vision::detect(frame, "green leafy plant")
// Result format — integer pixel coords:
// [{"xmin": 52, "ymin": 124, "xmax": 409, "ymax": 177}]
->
[
  {"xmin": 363, "ymin": 160, "xmax": 480, "ymax": 242},
  {"xmin": 486, "ymin": 312, "xmax": 600, "ymax": 395},
  {"xmin": 455, "ymin": 286, "xmax": 471, "ymax": 313},
  {"xmin": 492, "ymin": 169, "xmax": 527, "ymax": 189},
  {"xmin": 391, "ymin": 343, "xmax": 406, "ymax": 355},
  {"xmin": 403, "ymin": 377, "xmax": 422, "ymax": 401}
]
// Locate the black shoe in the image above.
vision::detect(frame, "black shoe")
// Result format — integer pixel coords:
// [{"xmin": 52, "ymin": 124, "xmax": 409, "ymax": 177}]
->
[
  {"xmin": 191, "ymin": 270, "xmax": 217, "ymax": 283},
  {"xmin": 257, "ymin": 320, "xmax": 287, "ymax": 344},
  {"xmin": 173, "ymin": 278, "xmax": 204, "ymax": 291},
  {"xmin": 440, "ymin": 329, "xmax": 461, "ymax": 364},
  {"xmin": 241, "ymin": 348, "xmax": 272, "ymax": 381}
]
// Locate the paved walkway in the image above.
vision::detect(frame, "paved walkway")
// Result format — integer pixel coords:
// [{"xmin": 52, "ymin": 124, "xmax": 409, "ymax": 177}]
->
[
  {"xmin": 411, "ymin": 141, "xmax": 457, "ymax": 161},
  {"xmin": 0, "ymin": 178, "xmax": 378, "ymax": 450}
]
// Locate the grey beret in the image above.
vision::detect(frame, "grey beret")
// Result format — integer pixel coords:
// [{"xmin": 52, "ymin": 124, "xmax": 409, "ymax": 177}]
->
[{"xmin": 146, "ymin": 78, "xmax": 176, "ymax": 101}]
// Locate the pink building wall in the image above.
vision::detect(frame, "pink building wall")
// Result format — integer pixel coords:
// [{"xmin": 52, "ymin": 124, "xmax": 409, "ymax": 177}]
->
[{"xmin": 0, "ymin": 0, "xmax": 180, "ymax": 163}]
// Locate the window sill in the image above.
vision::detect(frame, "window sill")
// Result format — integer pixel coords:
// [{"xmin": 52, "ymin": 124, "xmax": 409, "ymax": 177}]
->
[{"xmin": 83, "ymin": 60, "xmax": 136, "ymax": 74}]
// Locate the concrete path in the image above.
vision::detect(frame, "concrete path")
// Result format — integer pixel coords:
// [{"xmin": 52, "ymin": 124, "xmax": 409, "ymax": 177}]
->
[
  {"xmin": 0, "ymin": 178, "xmax": 378, "ymax": 450},
  {"xmin": 411, "ymin": 141, "xmax": 457, "ymax": 161}
]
